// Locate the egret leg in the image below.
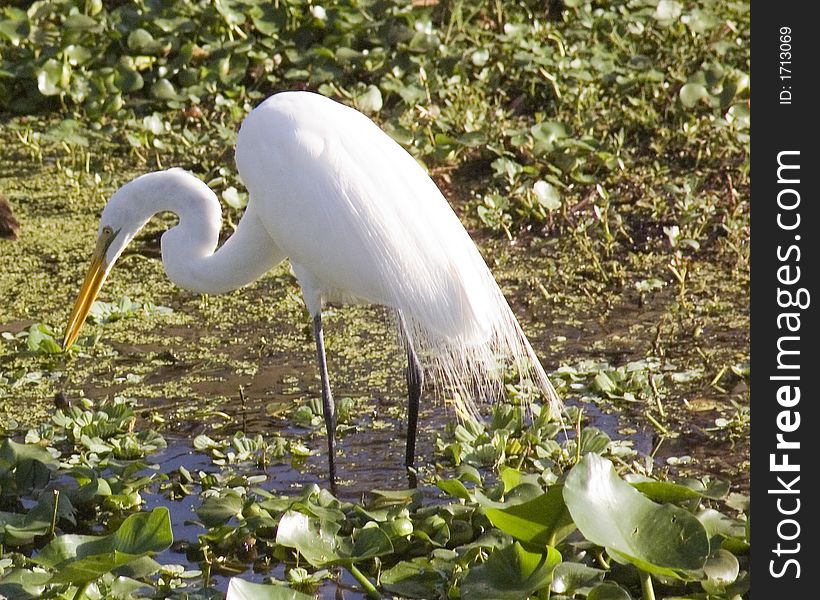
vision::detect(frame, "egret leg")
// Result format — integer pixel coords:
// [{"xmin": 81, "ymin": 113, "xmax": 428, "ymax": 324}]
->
[
  {"xmin": 399, "ymin": 316, "xmax": 424, "ymax": 471},
  {"xmin": 312, "ymin": 314, "xmax": 337, "ymax": 488}
]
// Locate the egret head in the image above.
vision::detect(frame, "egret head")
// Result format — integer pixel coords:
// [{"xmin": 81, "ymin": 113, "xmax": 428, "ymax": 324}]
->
[{"xmin": 62, "ymin": 185, "xmax": 143, "ymax": 350}]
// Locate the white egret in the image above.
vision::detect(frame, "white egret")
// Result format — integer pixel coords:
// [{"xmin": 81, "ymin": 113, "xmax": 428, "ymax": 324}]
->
[{"xmin": 62, "ymin": 91, "xmax": 561, "ymax": 484}]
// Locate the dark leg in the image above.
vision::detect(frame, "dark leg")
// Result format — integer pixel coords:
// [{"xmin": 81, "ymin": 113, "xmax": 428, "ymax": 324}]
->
[
  {"xmin": 312, "ymin": 314, "xmax": 337, "ymax": 489},
  {"xmin": 400, "ymin": 317, "xmax": 424, "ymax": 472}
]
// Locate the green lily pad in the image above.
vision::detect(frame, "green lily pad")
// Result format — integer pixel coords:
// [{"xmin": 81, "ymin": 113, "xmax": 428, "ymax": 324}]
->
[
  {"xmin": 381, "ymin": 557, "xmax": 447, "ymax": 599},
  {"xmin": 275, "ymin": 510, "xmax": 392, "ymax": 567},
  {"xmin": 484, "ymin": 485, "xmax": 575, "ymax": 547},
  {"xmin": 354, "ymin": 85, "xmax": 383, "ymax": 114},
  {"xmin": 550, "ymin": 562, "xmax": 605, "ymax": 596},
  {"xmin": 533, "ymin": 180, "xmax": 561, "ymax": 211},
  {"xmin": 460, "ymin": 542, "xmax": 561, "ymax": 600},
  {"xmin": 679, "ymin": 82, "xmax": 711, "ymax": 108},
  {"xmin": 588, "ymin": 581, "xmax": 633, "ymax": 599},
  {"xmin": 35, "ymin": 508, "xmax": 172, "ymax": 584},
  {"xmin": 563, "ymin": 454, "xmax": 709, "ymax": 576},
  {"xmin": 226, "ymin": 577, "xmax": 314, "ymax": 600}
]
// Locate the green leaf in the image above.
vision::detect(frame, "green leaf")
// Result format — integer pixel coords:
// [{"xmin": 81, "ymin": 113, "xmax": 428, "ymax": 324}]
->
[
  {"xmin": 437, "ymin": 478, "xmax": 472, "ymax": 501},
  {"xmin": 226, "ymin": 578, "xmax": 314, "ymax": 600},
  {"xmin": 222, "ymin": 186, "xmax": 248, "ymax": 209},
  {"xmin": 115, "ymin": 66, "xmax": 144, "ymax": 93},
  {"xmin": 64, "ymin": 14, "xmax": 97, "ymax": 31},
  {"xmin": 0, "ymin": 9, "xmax": 30, "ymax": 45},
  {"xmin": 460, "ymin": 542, "xmax": 561, "ymax": 600},
  {"xmin": 151, "ymin": 78, "xmax": 178, "ymax": 101},
  {"xmin": 35, "ymin": 508, "xmax": 172, "ymax": 584},
  {"xmin": 354, "ymin": 85, "xmax": 383, "ymax": 114},
  {"xmin": 563, "ymin": 454, "xmax": 710, "ymax": 576},
  {"xmin": 588, "ymin": 582, "xmax": 633, "ymax": 599},
  {"xmin": 484, "ymin": 486, "xmax": 575, "ymax": 547},
  {"xmin": 275, "ymin": 510, "xmax": 392, "ymax": 567},
  {"xmin": 471, "ymin": 48, "xmax": 490, "ymax": 66},
  {"xmin": 550, "ymin": 562, "xmax": 605, "ymax": 596},
  {"xmin": 381, "ymin": 558, "xmax": 447, "ymax": 599},
  {"xmin": 629, "ymin": 479, "xmax": 704, "ymax": 503},
  {"xmin": 702, "ymin": 548, "xmax": 739, "ymax": 589},
  {"xmin": 533, "ymin": 180, "xmax": 561, "ymax": 211},
  {"xmin": 36, "ymin": 59, "xmax": 69, "ymax": 96},
  {"xmin": 679, "ymin": 83, "xmax": 711, "ymax": 108},
  {"xmin": 196, "ymin": 493, "xmax": 244, "ymax": 526}
]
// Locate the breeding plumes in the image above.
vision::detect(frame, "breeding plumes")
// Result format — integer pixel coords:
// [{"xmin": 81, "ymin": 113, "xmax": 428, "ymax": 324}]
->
[{"xmin": 62, "ymin": 91, "xmax": 561, "ymax": 484}]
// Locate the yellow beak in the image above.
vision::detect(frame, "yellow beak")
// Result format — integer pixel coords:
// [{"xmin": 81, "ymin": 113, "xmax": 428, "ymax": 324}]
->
[{"xmin": 62, "ymin": 228, "xmax": 117, "ymax": 350}]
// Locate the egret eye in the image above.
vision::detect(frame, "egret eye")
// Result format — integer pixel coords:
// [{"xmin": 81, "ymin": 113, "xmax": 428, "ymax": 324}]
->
[{"xmin": 102, "ymin": 225, "xmax": 113, "ymax": 236}]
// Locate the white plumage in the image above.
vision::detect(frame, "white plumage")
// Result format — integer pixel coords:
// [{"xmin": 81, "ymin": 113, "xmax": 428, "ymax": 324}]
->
[{"xmin": 63, "ymin": 91, "xmax": 561, "ymax": 482}]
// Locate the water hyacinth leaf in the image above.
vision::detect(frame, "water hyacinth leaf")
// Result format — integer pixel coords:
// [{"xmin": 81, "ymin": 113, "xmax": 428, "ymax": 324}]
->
[
  {"xmin": 34, "ymin": 507, "xmax": 172, "ymax": 584},
  {"xmin": 1, "ymin": 489, "xmax": 75, "ymax": 546},
  {"xmin": 26, "ymin": 323, "xmax": 62, "ymax": 354},
  {"xmin": 226, "ymin": 577, "xmax": 314, "ymax": 600},
  {"xmin": 577, "ymin": 427, "xmax": 611, "ymax": 455},
  {"xmin": 628, "ymin": 478, "xmax": 705, "ymax": 503},
  {"xmin": 215, "ymin": 0, "xmax": 247, "ymax": 26},
  {"xmin": 702, "ymin": 548, "xmax": 739, "ymax": 589},
  {"xmin": 563, "ymin": 454, "xmax": 709, "ymax": 576},
  {"xmin": 222, "ymin": 186, "xmax": 248, "ymax": 209},
  {"xmin": 460, "ymin": 542, "xmax": 561, "ymax": 600},
  {"xmin": 550, "ymin": 562, "xmax": 606, "ymax": 596},
  {"xmin": 0, "ymin": 437, "xmax": 59, "ymax": 470},
  {"xmin": 458, "ymin": 131, "xmax": 487, "ymax": 147},
  {"xmin": 350, "ymin": 524, "xmax": 394, "ymax": 559},
  {"xmin": 588, "ymin": 581, "xmax": 633, "ymax": 599},
  {"xmin": 354, "ymin": 85, "xmax": 383, "ymax": 114},
  {"xmin": 151, "ymin": 78, "xmax": 178, "ymax": 101},
  {"xmin": 654, "ymin": 0, "xmax": 682, "ymax": 22},
  {"xmin": 127, "ymin": 29, "xmax": 158, "ymax": 53},
  {"xmin": 196, "ymin": 493, "xmax": 244, "ymax": 526},
  {"xmin": 0, "ymin": 9, "xmax": 30, "ymax": 45},
  {"xmin": 683, "ymin": 9, "xmax": 719, "ymax": 33},
  {"xmin": 679, "ymin": 83, "xmax": 711, "ymax": 108},
  {"xmin": 697, "ymin": 508, "xmax": 747, "ymax": 545},
  {"xmin": 36, "ymin": 59, "xmax": 69, "ymax": 96},
  {"xmin": 437, "ymin": 477, "xmax": 472, "ymax": 501},
  {"xmin": 727, "ymin": 103, "xmax": 750, "ymax": 129},
  {"xmin": 381, "ymin": 558, "xmax": 447, "ymax": 599},
  {"xmin": 0, "ymin": 568, "xmax": 52, "ymax": 598},
  {"xmin": 63, "ymin": 14, "xmax": 97, "ymax": 31},
  {"xmin": 533, "ymin": 180, "xmax": 561, "ymax": 211},
  {"xmin": 471, "ymin": 48, "xmax": 490, "ymax": 66},
  {"xmin": 531, "ymin": 121, "xmax": 568, "ymax": 148},
  {"xmin": 114, "ymin": 65, "xmax": 144, "ymax": 92},
  {"xmin": 275, "ymin": 510, "xmax": 392, "ymax": 567},
  {"xmin": 484, "ymin": 485, "xmax": 575, "ymax": 547}
]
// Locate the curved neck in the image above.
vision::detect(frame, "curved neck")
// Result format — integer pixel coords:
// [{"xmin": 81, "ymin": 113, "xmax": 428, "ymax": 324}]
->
[{"xmin": 112, "ymin": 169, "xmax": 285, "ymax": 295}]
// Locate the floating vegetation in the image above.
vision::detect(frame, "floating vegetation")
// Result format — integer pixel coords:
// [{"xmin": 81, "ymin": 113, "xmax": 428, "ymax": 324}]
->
[{"xmin": 0, "ymin": 397, "xmax": 748, "ymax": 599}]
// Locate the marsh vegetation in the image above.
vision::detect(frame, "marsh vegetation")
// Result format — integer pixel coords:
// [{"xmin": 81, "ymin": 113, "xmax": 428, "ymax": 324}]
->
[{"xmin": 1, "ymin": 1, "xmax": 749, "ymax": 598}]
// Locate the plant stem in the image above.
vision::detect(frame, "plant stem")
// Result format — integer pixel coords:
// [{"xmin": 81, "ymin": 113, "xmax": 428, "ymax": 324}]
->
[
  {"xmin": 640, "ymin": 571, "xmax": 656, "ymax": 600},
  {"xmin": 50, "ymin": 489, "xmax": 60, "ymax": 538},
  {"xmin": 348, "ymin": 564, "xmax": 381, "ymax": 599},
  {"xmin": 73, "ymin": 582, "xmax": 91, "ymax": 600}
]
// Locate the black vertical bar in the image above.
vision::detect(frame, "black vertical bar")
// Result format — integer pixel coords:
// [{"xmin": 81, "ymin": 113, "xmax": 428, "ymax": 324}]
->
[{"xmin": 753, "ymin": 3, "xmax": 816, "ymax": 595}]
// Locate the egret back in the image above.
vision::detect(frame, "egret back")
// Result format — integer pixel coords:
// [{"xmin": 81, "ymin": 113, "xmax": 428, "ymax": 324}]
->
[{"xmin": 237, "ymin": 92, "xmax": 561, "ymax": 418}]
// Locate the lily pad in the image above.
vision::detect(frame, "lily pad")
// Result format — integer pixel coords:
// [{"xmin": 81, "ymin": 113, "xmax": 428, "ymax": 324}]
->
[
  {"xmin": 483, "ymin": 485, "xmax": 575, "ymax": 547},
  {"xmin": 563, "ymin": 454, "xmax": 709, "ymax": 576},
  {"xmin": 460, "ymin": 542, "xmax": 561, "ymax": 600},
  {"xmin": 275, "ymin": 510, "xmax": 392, "ymax": 567},
  {"xmin": 34, "ymin": 508, "xmax": 173, "ymax": 584},
  {"xmin": 226, "ymin": 577, "xmax": 314, "ymax": 600}
]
